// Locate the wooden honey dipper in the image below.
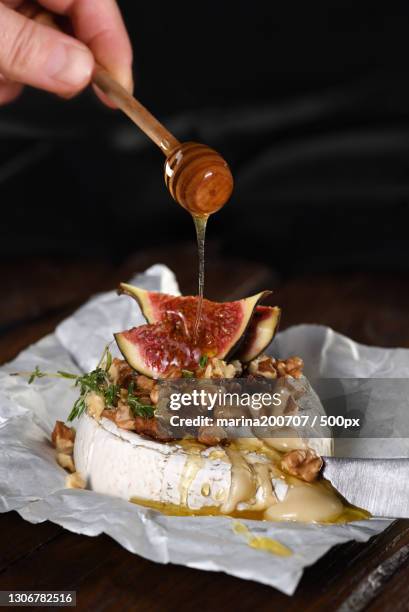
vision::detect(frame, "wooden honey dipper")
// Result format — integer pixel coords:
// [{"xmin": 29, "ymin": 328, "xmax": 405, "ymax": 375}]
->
[
  {"xmin": 94, "ymin": 68, "xmax": 233, "ymax": 216},
  {"xmin": 32, "ymin": 9, "xmax": 233, "ymax": 217}
]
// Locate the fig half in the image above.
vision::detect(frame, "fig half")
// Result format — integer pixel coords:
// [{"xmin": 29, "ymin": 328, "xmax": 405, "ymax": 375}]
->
[{"xmin": 115, "ymin": 286, "xmax": 270, "ymax": 378}]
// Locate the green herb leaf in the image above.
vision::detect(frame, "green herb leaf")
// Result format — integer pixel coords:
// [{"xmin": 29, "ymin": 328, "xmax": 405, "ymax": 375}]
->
[
  {"xmin": 28, "ymin": 366, "xmax": 46, "ymax": 384},
  {"xmin": 182, "ymin": 369, "xmax": 194, "ymax": 378},
  {"xmin": 67, "ymin": 396, "xmax": 86, "ymax": 422},
  {"xmin": 56, "ymin": 371, "xmax": 79, "ymax": 380},
  {"xmin": 199, "ymin": 355, "xmax": 208, "ymax": 368},
  {"xmin": 15, "ymin": 346, "xmax": 152, "ymax": 423},
  {"xmin": 104, "ymin": 383, "xmax": 119, "ymax": 407},
  {"xmin": 133, "ymin": 404, "xmax": 155, "ymax": 418},
  {"xmin": 127, "ymin": 394, "xmax": 154, "ymax": 418}
]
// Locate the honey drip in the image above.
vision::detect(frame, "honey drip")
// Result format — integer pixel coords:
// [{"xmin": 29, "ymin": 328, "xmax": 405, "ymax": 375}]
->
[
  {"xmin": 193, "ymin": 214, "xmax": 208, "ymax": 341},
  {"xmin": 179, "ymin": 454, "xmax": 203, "ymax": 506},
  {"xmin": 232, "ymin": 521, "xmax": 293, "ymax": 557}
]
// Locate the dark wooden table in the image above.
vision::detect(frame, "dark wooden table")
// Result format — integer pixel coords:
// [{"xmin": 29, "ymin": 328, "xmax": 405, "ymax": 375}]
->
[{"xmin": 1, "ymin": 245, "xmax": 409, "ymax": 611}]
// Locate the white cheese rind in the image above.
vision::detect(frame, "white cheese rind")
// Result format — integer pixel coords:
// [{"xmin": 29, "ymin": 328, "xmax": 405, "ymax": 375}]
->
[{"xmin": 74, "ymin": 413, "xmax": 231, "ymax": 508}]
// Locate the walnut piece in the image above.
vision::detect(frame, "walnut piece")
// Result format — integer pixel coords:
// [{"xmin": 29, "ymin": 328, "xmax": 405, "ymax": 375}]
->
[
  {"xmin": 248, "ymin": 356, "xmax": 277, "ymax": 379},
  {"xmin": 197, "ymin": 425, "xmax": 227, "ymax": 446},
  {"xmin": 108, "ymin": 358, "xmax": 134, "ymax": 387},
  {"xmin": 66, "ymin": 472, "xmax": 86, "ymax": 489},
  {"xmin": 162, "ymin": 366, "xmax": 183, "ymax": 379},
  {"xmin": 134, "ymin": 416, "xmax": 174, "ymax": 442},
  {"xmin": 114, "ymin": 400, "xmax": 136, "ymax": 430},
  {"xmin": 280, "ymin": 449, "xmax": 323, "ymax": 482},
  {"xmin": 136, "ymin": 375, "xmax": 155, "ymax": 392},
  {"xmin": 202, "ymin": 358, "xmax": 242, "ymax": 379},
  {"xmin": 57, "ymin": 452, "xmax": 75, "ymax": 473},
  {"xmin": 86, "ymin": 392, "xmax": 105, "ymax": 419},
  {"xmin": 248, "ymin": 355, "xmax": 304, "ymax": 379},
  {"xmin": 51, "ymin": 421, "xmax": 75, "ymax": 454},
  {"xmin": 230, "ymin": 360, "xmax": 243, "ymax": 376},
  {"xmin": 150, "ymin": 384, "xmax": 159, "ymax": 405},
  {"xmin": 275, "ymin": 356, "xmax": 304, "ymax": 379},
  {"xmin": 101, "ymin": 409, "xmax": 116, "ymax": 422}
]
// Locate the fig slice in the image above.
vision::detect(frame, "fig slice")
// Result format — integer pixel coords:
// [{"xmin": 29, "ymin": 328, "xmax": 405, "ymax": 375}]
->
[
  {"xmin": 234, "ymin": 305, "xmax": 281, "ymax": 362},
  {"xmin": 114, "ymin": 286, "xmax": 271, "ymax": 378}
]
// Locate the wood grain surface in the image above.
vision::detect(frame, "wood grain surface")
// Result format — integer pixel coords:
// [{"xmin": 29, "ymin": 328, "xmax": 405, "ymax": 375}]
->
[{"xmin": 0, "ymin": 245, "xmax": 408, "ymax": 611}]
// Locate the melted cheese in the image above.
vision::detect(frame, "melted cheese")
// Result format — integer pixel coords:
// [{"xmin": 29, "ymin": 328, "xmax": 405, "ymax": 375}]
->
[
  {"xmin": 221, "ymin": 449, "xmax": 256, "ymax": 514},
  {"xmin": 250, "ymin": 463, "xmax": 278, "ymax": 511},
  {"xmin": 263, "ymin": 435, "xmax": 306, "ymax": 453},
  {"xmin": 264, "ymin": 482, "xmax": 343, "ymax": 522}
]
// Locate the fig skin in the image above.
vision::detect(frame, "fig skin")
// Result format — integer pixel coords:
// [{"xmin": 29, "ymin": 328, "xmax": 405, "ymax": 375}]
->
[{"xmin": 234, "ymin": 305, "xmax": 281, "ymax": 362}]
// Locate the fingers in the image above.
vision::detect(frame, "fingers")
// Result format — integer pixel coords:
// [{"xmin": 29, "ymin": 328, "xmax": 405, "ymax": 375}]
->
[
  {"xmin": 0, "ymin": 0, "xmax": 132, "ymax": 107},
  {"xmin": 2, "ymin": 1, "xmax": 22, "ymax": 8},
  {"xmin": 39, "ymin": 0, "xmax": 133, "ymax": 93},
  {"xmin": 0, "ymin": 74, "xmax": 23, "ymax": 105},
  {"xmin": 0, "ymin": 2, "xmax": 93, "ymax": 96}
]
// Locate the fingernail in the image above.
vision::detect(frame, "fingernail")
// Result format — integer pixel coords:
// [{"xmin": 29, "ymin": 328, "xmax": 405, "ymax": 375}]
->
[{"xmin": 46, "ymin": 45, "xmax": 93, "ymax": 87}]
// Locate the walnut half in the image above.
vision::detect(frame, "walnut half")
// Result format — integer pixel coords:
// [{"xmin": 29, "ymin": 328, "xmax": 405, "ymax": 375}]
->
[
  {"xmin": 52, "ymin": 421, "xmax": 77, "ymax": 474},
  {"xmin": 57, "ymin": 452, "xmax": 75, "ymax": 473},
  {"xmin": 280, "ymin": 449, "xmax": 323, "ymax": 482},
  {"xmin": 51, "ymin": 421, "xmax": 75, "ymax": 454},
  {"xmin": 66, "ymin": 472, "xmax": 86, "ymax": 489}
]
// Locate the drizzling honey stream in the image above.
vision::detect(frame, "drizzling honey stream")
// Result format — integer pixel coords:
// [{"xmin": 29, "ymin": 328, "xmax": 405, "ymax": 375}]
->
[
  {"xmin": 193, "ymin": 215, "xmax": 208, "ymax": 340},
  {"xmin": 163, "ymin": 141, "xmax": 233, "ymax": 338}
]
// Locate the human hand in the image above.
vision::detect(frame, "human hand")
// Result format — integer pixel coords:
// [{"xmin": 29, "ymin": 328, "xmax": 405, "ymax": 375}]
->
[{"xmin": 0, "ymin": 0, "xmax": 133, "ymax": 105}]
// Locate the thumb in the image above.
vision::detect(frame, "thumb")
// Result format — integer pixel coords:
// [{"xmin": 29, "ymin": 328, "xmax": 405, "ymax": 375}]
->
[{"xmin": 0, "ymin": 3, "xmax": 94, "ymax": 96}]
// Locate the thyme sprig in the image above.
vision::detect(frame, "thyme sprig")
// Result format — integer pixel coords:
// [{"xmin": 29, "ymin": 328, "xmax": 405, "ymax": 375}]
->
[
  {"xmin": 125, "ymin": 381, "xmax": 154, "ymax": 418},
  {"xmin": 127, "ymin": 395, "xmax": 154, "ymax": 418},
  {"xmin": 11, "ymin": 345, "xmax": 155, "ymax": 422},
  {"xmin": 67, "ymin": 366, "xmax": 109, "ymax": 421}
]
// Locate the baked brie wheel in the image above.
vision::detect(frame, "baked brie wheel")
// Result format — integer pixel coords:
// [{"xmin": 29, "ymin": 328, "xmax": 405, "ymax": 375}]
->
[
  {"xmin": 48, "ymin": 284, "xmax": 369, "ymax": 524},
  {"xmin": 74, "ymin": 411, "xmax": 344, "ymax": 523}
]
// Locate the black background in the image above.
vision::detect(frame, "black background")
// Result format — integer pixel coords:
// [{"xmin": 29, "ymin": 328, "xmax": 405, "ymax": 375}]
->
[{"xmin": 1, "ymin": 0, "xmax": 409, "ymax": 278}]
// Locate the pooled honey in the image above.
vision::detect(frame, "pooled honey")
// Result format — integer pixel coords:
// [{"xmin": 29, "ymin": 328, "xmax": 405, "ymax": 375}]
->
[{"xmin": 130, "ymin": 491, "xmax": 369, "ymax": 524}]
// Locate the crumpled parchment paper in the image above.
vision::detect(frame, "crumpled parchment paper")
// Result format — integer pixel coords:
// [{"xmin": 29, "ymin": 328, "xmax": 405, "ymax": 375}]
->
[{"xmin": 0, "ymin": 264, "xmax": 401, "ymax": 595}]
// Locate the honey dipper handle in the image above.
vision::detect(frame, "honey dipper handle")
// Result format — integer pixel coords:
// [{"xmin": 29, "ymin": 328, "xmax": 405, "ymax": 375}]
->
[
  {"xmin": 93, "ymin": 66, "xmax": 180, "ymax": 156},
  {"xmin": 31, "ymin": 8, "xmax": 180, "ymax": 156}
]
